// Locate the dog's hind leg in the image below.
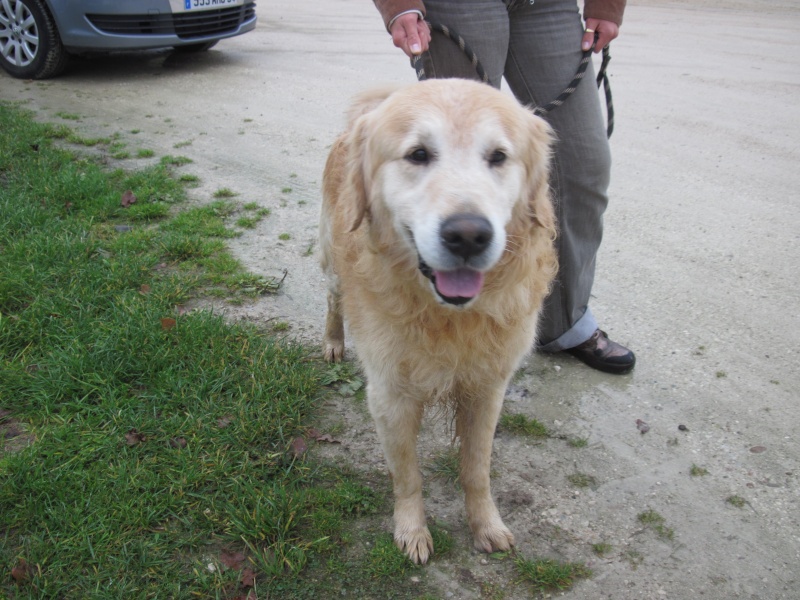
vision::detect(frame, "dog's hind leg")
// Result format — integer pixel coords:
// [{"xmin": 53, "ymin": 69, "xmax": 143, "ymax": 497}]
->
[
  {"xmin": 456, "ymin": 383, "xmax": 515, "ymax": 554},
  {"xmin": 322, "ymin": 275, "xmax": 345, "ymax": 362},
  {"xmin": 368, "ymin": 381, "xmax": 433, "ymax": 564}
]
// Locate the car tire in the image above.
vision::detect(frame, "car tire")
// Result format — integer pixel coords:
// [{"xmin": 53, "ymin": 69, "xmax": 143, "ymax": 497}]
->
[
  {"xmin": 173, "ymin": 41, "xmax": 219, "ymax": 53},
  {"xmin": 0, "ymin": 0, "xmax": 68, "ymax": 79}
]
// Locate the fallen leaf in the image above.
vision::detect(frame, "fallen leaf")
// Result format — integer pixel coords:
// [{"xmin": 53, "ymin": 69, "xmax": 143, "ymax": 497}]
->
[
  {"xmin": 160, "ymin": 317, "xmax": 177, "ymax": 331},
  {"xmin": 11, "ymin": 558, "xmax": 32, "ymax": 583},
  {"xmin": 636, "ymin": 419, "xmax": 650, "ymax": 434},
  {"xmin": 240, "ymin": 566, "xmax": 256, "ymax": 587},
  {"xmin": 750, "ymin": 446, "xmax": 767, "ymax": 454},
  {"xmin": 307, "ymin": 428, "xmax": 341, "ymax": 444},
  {"xmin": 139, "ymin": 284, "xmax": 151, "ymax": 294},
  {"xmin": 217, "ymin": 415, "xmax": 234, "ymax": 429},
  {"xmin": 219, "ymin": 551, "xmax": 246, "ymax": 570},
  {"xmin": 169, "ymin": 437, "xmax": 187, "ymax": 449},
  {"xmin": 290, "ymin": 436, "xmax": 307, "ymax": 458},
  {"xmin": 121, "ymin": 189, "xmax": 137, "ymax": 208},
  {"xmin": 125, "ymin": 428, "xmax": 146, "ymax": 446}
]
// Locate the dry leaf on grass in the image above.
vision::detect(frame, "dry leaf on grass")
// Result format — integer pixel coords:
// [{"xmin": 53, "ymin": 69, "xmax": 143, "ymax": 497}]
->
[
  {"xmin": 120, "ymin": 190, "xmax": 137, "ymax": 207},
  {"xmin": 11, "ymin": 558, "xmax": 33, "ymax": 583},
  {"xmin": 124, "ymin": 428, "xmax": 146, "ymax": 446},
  {"xmin": 219, "ymin": 551, "xmax": 246, "ymax": 570},
  {"xmin": 290, "ymin": 437, "xmax": 307, "ymax": 458},
  {"xmin": 240, "ymin": 567, "xmax": 256, "ymax": 588}
]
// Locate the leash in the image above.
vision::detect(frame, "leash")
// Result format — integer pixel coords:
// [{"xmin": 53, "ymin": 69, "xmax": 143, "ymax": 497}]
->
[{"xmin": 411, "ymin": 22, "xmax": 614, "ymax": 138}]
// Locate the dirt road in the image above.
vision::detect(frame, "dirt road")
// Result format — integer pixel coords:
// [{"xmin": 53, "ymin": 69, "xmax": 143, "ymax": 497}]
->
[{"xmin": 2, "ymin": 1, "xmax": 798, "ymax": 598}]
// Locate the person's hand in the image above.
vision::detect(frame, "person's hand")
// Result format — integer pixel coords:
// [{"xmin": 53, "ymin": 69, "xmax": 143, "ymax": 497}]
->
[
  {"xmin": 389, "ymin": 13, "xmax": 431, "ymax": 58},
  {"xmin": 582, "ymin": 19, "xmax": 619, "ymax": 52}
]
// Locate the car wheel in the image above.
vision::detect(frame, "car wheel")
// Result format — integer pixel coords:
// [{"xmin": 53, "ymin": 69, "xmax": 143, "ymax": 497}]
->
[
  {"xmin": 0, "ymin": 0, "xmax": 68, "ymax": 79},
  {"xmin": 173, "ymin": 41, "xmax": 219, "ymax": 53}
]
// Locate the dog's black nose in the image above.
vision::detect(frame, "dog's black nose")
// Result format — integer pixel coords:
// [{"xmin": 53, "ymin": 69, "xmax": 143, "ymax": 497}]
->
[{"xmin": 439, "ymin": 214, "xmax": 494, "ymax": 260}]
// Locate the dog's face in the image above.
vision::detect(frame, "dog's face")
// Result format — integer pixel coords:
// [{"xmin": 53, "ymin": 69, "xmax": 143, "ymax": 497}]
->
[{"xmin": 348, "ymin": 80, "xmax": 552, "ymax": 307}]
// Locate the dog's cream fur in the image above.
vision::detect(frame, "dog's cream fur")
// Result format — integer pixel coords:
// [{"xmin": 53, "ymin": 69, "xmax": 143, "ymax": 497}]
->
[{"xmin": 320, "ymin": 79, "xmax": 557, "ymax": 564}]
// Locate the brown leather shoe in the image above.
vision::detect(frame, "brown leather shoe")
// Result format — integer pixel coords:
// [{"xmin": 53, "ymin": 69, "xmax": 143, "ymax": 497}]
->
[{"xmin": 565, "ymin": 329, "xmax": 636, "ymax": 374}]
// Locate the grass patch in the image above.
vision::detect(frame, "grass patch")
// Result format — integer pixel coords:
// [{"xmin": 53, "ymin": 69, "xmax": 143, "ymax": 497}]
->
[
  {"xmin": 160, "ymin": 154, "xmax": 193, "ymax": 167},
  {"xmin": 637, "ymin": 509, "xmax": 675, "ymax": 540},
  {"xmin": 213, "ymin": 187, "xmax": 236, "ymax": 198},
  {"xmin": 178, "ymin": 173, "xmax": 199, "ymax": 184},
  {"xmin": 427, "ymin": 447, "xmax": 461, "ymax": 488},
  {"xmin": 514, "ymin": 555, "xmax": 591, "ymax": 593},
  {"xmin": 566, "ymin": 473, "xmax": 597, "ymax": 488},
  {"xmin": 0, "ymin": 102, "xmax": 409, "ymax": 599},
  {"xmin": 690, "ymin": 464, "xmax": 709, "ymax": 477},
  {"xmin": 592, "ymin": 542, "xmax": 612, "ymax": 557},
  {"xmin": 568, "ymin": 437, "xmax": 589, "ymax": 448},
  {"xmin": 726, "ymin": 495, "xmax": 747, "ymax": 508},
  {"xmin": 498, "ymin": 412, "xmax": 549, "ymax": 438}
]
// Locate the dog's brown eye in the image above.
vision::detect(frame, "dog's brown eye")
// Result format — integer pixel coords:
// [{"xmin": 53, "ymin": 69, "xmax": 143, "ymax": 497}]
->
[
  {"xmin": 488, "ymin": 150, "xmax": 507, "ymax": 166},
  {"xmin": 406, "ymin": 148, "xmax": 430, "ymax": 165}
]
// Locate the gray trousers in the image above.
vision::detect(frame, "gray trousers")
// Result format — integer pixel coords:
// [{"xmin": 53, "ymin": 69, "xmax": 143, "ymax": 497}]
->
[{"xmin": 420, "ymin": 0, "xmax": 611, "ymax": 351}]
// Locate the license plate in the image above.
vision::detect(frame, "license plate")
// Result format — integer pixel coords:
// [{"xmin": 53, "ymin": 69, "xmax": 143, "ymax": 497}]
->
[{"xmin": 170, "ymin": 0, "xmax": 244, "ymax": 13}]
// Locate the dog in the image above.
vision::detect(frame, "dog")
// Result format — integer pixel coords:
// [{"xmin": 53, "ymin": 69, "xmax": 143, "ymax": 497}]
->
[{"xmin": 320, "ymin": 79, "xmax": 557, "ymax": 564}]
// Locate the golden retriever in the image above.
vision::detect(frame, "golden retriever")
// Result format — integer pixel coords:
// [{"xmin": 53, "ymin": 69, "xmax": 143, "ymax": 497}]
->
[{"xmin": 320, "ymin": 79, "xmax": 556, "ymax": 564}]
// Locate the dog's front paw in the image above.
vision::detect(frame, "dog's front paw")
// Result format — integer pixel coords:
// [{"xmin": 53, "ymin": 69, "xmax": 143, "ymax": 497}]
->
[
  {"xmin": 395, "ymin": 526, "xmax": 434, "ymax": 565},
  {"xmin": 323, "ymin": 339, "xmax": 344, "ymax": 363},
  {"xmin": 472, "ymin": 520, "xmax": 515, "ymax": 554}
]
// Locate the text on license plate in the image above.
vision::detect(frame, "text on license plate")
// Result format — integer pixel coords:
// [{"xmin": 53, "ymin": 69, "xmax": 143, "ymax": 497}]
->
[{"xmin": 179, "ymin": 0, "xmax": 244, "ymax": 12}]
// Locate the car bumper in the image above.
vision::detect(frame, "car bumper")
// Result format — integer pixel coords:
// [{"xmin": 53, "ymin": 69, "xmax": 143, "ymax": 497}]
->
[{"xmin": 49, "ymin": 0, "xmax": 257, "ymax": 52}]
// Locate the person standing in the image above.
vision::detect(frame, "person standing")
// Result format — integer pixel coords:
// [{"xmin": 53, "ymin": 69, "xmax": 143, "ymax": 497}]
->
[{"xmin": 372, "ymin": 0, "xmax": 635, "ymax": 374}]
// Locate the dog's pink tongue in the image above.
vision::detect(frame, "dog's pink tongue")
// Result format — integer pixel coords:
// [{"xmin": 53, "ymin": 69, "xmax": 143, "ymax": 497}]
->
[{"xmin": 433, "ymin": 269, "xmax": 484, "ymax": 298}]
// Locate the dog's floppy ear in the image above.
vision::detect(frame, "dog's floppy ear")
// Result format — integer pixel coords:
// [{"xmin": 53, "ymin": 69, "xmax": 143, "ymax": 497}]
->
[
  {"xmin": 344, "ymin": 115, "xmax": 371, "ymax": 232},
  {"xmin": 523, "ymin": 113, "xmax": 556, "ymax": 236},
  {"xmin": 341, "ymin": 87, "xmax": 398, "ymax": 232}
]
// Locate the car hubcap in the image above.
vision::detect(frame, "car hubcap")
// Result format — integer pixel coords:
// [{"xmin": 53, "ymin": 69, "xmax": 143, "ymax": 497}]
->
[{"xmin": 0, "ymin": 0, "xmax": 40, "ymax": 68}]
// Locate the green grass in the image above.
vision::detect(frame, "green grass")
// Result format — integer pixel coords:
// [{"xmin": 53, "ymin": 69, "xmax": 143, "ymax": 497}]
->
[
  {"xmin": 514, "ymin": 555, "xmax": 591, "ymax": 593},
  {"xmin": 0, "ymin": 102, "xmax": 413, "ymax": 599},
  {"xmin": 566, "ymin": 473, "xmax": 597, "ymax": 488},
  {"xmin": 498, "ymin": 412, "xmax": 549, "ymax": 438},
  {"xmin": 690, "ymin": 464, "xmax": 709, "ymax": 477},
  {"xmin": 637, "ymin": 509, "xmax": 675, "ymax": 540},
  {"xmin": 160, "ymin": 154, "xmax": 193, "ymax": 167},
  {"xmin": 591, "ymin": 542, "xmax": 612, "ymax": 557},
  {"xmin": 427, "ymin": 447, "xmax": 461, "ymax": 488},
  {"xmin": 726, "ymin": 495, "xmax": 747, "ymax": 508},
  {"xmin": 213, "ymin": 187, "xmax": 236, "ymax": 198}
]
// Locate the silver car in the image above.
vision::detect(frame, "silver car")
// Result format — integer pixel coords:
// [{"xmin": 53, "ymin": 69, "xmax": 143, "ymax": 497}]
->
[{"xmin": 0, "ymin": 0, "xmax": 257, "ymax": 79}]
